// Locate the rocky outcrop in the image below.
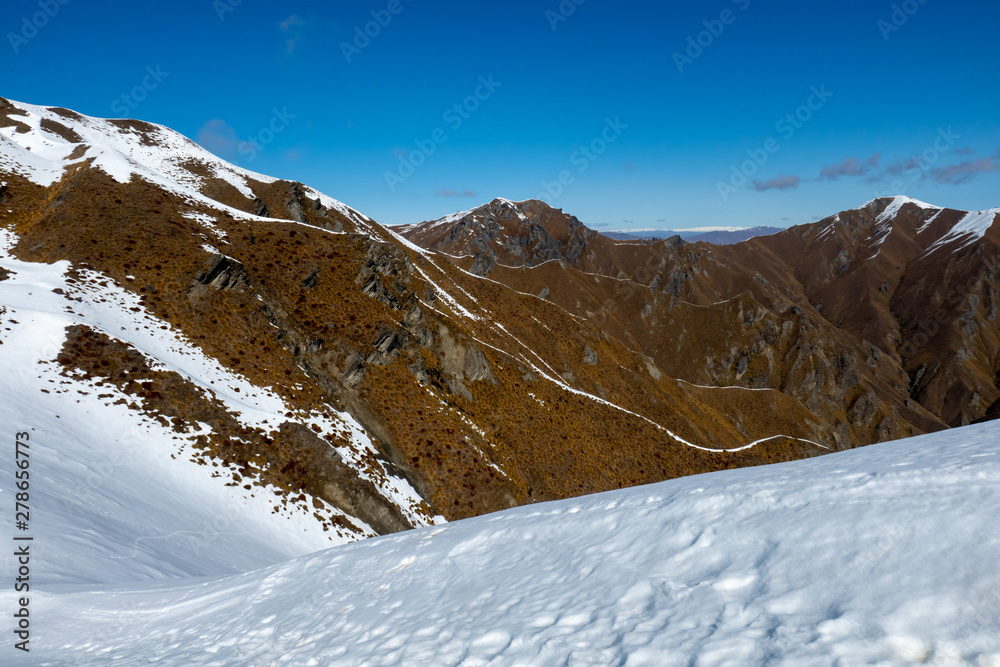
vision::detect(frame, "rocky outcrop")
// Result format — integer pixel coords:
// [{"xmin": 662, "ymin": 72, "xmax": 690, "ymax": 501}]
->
[
  {"xmin": 470, "ymin": 249, "xmax": 496, "ymax": 276},
  {"xmin": 974, "ymin": 397, "xmax": 1000, "ymax": 424},
  {"xmin": 276, "ymin": 422, "xmax": 413, "ymax": 534},
  {"xmin": 192, "ymin": 254, "xmax": 249, "ymax": 291}
]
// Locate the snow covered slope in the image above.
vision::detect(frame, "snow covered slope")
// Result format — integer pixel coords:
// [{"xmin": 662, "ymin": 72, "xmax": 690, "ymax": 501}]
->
[
  {"xmin": 0, "ymin": 223, "xmax": 435, "ymax": 588},
  {"xmin": 3, "ymin": 421, "xmax": 998, "ymax": 665},
  {"xmin": 0, "ymin": 99, "xmax": 372, "ymax": 229}
]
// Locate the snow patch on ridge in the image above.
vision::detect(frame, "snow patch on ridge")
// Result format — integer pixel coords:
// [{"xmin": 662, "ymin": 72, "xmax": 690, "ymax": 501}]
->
[
  {"xmin": 926, "ymin": 208, "xmax": 1000, "ymax": 254},
  {"xmin": 421, "ymin": 197, "xmax": 530, "ymax": 231},
  {"xmin": 917, "ymin": 208, "xmax": 944, "ymax": 233},
  {"xmin": 0, "ymin": 99, "xmax": 372, "ymax": 234},
  {"xmin": 0, "ymin": 127, "xmax": 69, "ymax": 187}
]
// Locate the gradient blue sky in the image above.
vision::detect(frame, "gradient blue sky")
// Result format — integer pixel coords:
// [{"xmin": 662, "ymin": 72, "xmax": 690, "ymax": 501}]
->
[{"xmin": 3, "ymin": 0, "xmax": 999, "ymax": 230}]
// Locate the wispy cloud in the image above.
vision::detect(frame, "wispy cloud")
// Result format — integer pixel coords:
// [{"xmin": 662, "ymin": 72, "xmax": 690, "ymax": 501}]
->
[
  {"xmin": 196, "ymin": 119, "xmax": 239, "ymax": 158},
  {"xmin": 930, "ymin": 157, "xmax": 1000, "ymax": 184},
  {"xmin": 437, "ymin": 188, "xmax": 477, "ymax": 198},
  {"xmin": 280, "ymin": 14, "xmax": 306, "ymax": 54},
  {"xmin": 819, "ymin": 154, "xmax": 880, "ymax": 180},
  {"xmin": 753, "ymin": 175, "xmax": 800, "ymax": 192},
  {"xmin": 623, "ymin": 161, "xmax": 636, "ymax": 172},
  {"xmin": 883, "ymin": 156, "xmax": 922, "ymax": 177},
  {"xmin": 802, "ymin": 146, "xmax": 998, "ymax": 189}
]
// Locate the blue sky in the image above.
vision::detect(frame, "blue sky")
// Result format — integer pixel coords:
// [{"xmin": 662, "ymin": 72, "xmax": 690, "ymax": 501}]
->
[{"xmin": 3, "ymin": 0, "xmax": 999, "ymax": 230}]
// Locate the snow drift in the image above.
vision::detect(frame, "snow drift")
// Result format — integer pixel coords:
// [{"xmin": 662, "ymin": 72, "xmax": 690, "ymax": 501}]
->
[{"xmin": 2, "ymin": 420, "xmax": 999, "ymax": 665}]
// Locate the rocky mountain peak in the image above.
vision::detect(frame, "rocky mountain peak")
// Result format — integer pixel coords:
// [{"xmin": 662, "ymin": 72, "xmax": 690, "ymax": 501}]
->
[{"xmin": 397, "ymin": 197, "xmax": 596, "ymax": 275}]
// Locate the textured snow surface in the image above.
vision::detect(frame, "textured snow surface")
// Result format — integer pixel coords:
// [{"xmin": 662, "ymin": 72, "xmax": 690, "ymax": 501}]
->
[
  {"xmin": 0, "ymin": 133, "xmax": 65, "ymax": 187},
  {"xmin": 3, "ymin": 417, "xmax": 999, "ymax": 664}
]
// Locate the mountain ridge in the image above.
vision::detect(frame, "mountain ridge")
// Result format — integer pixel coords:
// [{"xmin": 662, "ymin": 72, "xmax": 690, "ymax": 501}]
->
[
  {"xmin": 400, "ymin": 193, "xmax": 999, "ymax": 441},
  {"xmin": 2, "ymin": 96, "xmax": 999, "ymax": 543},
  {"xmin": 2, "ymin": 96, "xmax": 845, "ymax": 541}
]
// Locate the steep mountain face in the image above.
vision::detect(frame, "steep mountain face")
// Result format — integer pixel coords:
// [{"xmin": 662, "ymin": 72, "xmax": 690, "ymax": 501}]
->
[
  {"xmin": 400, "ymin": 196, "xmax": 1000, "ymax": 446},
  {"xmin": 2, "ymin": 98, "xmax": 842, "ymax": 544},
  {"xmin": 721, "ymin": 197, "xmax": 1000, "ymax": 429}
]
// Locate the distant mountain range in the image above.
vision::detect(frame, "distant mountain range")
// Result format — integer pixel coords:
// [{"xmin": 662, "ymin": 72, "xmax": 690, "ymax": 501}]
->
[{"xmin": 601, "ymin": 226, "xmax": 784, "ymax": 245}]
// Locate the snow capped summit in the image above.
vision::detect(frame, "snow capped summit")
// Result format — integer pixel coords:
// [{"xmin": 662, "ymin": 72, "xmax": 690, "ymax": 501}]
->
[
  {"xmin": 872, "ymin": 195, "xmax": 942, "ymax": 223},
  {"xmin": 811, "ymin": 195, "xmax": 997, "ymax": 257},
  {"xmin": 397, "ymin": 198, "xmax": 605, "ymax": 276},
  {"xmin": 857, "ymin": 195, "xmax": 999, "ymax": 255},
  {"xmin": 0, "ymin": 97, "xmax": 371, "ymax": 229},
  {"xmin": 863, "ymin": 194, "xmax": 942, "ymax": 213},
  {"xmin": 1, "ymin": 98, "xmax": 275, "ymax": 194}
]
